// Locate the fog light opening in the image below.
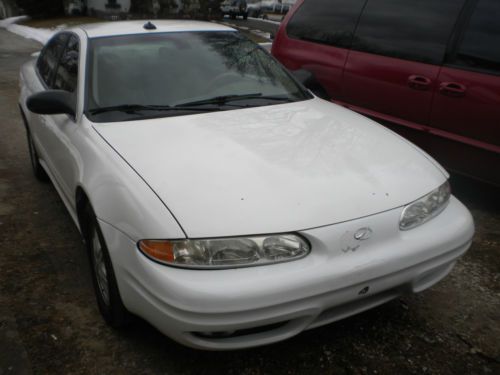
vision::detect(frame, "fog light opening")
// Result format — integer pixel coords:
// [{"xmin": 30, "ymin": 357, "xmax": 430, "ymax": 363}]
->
[{"xmin": 195, "ymin": 330, "xmax": 236, "ymax": 338}]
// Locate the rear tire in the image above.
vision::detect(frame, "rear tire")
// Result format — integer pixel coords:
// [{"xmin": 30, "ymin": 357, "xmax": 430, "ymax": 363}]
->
[
  {"xmin": 85, "ymin": 206, "xmax": 131, "ymax": 328},
  {"xmin": 26, "ymin": 128, "xmax": 49, "ymax": 182}
]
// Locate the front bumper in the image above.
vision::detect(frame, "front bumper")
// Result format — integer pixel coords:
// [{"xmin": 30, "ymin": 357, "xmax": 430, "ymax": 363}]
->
[{"xmin": 99, "ymin": 196, "xmax": 474, "ymax": 350}]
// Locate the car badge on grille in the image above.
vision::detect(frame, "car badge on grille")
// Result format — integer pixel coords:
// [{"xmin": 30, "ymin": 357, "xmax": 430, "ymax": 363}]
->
[
  {"xmin": 354, "ymin": 227, "xmax": 373, "ymax": 241},
  {"xmin": 341, "ymin": 227, "xmax": 373, "ymax": 253}
]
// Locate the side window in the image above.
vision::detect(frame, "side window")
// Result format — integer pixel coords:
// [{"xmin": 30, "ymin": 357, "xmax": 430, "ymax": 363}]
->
[
  {"xmin": 286, "ymin": 0, "xmax": 367, "ymax": 49},
  {"xmin": 36, "ymin": 33, "xmax": 68, "ymax": 87},
  {"xmin": 352, "ymin": 0, "xmax": 466, "ymax": 64},
  {"xmin": 452, "ymin": 0, "xmax": 500, "ymax": 75},
  {"xmin": 54, "ymin": 35, "xmax": 79, "ymax": 92}
]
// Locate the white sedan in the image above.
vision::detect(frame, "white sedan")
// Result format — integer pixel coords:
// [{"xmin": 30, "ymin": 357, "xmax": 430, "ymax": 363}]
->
[{"xmin": 19, "ymin": 20, "xmax": 474, "ymax": 350}]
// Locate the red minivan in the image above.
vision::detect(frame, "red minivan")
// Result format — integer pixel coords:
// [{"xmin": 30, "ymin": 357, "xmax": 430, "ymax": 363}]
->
[{"xmin": 272, "ymin": 0, "xmax": 500, "ymax": 186}]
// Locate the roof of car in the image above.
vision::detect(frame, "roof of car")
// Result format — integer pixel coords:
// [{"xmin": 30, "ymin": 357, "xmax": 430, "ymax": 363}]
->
[{"xmin": 78, "ymin": 20, "xmax": 235, "ymax": 38}]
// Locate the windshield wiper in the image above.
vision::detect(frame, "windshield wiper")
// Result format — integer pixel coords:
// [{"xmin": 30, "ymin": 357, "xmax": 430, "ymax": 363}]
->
[
  {"xmin": 175, "ymin": 94, "xmax": 295, "ymax": 108},
  {"xmin": 89, "ymin": 104, "xmax": 221, "ymax": 115}
]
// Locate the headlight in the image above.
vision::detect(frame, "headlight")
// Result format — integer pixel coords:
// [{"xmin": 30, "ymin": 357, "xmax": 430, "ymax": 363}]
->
[
  {"xmin": 138, "ymin": 234, "xmax": 310, "ymax": 269},
  {"xmin": 399, "ymin": 181, "xmax": 451, "ymax": 231}
]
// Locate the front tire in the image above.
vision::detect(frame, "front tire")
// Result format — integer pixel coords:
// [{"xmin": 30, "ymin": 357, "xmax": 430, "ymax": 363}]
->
[{"xmin": 86, "ymin": 207, "xmax": 131, "ymax": 328}]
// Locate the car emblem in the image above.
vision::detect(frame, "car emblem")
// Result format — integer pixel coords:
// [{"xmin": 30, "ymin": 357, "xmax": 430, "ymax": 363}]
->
[
  {"xmin": 358, "ymin": 286, "xmax": 370, "ymax": 295},
  {"xmin": 340, "ymin": 227, "xmax": 373, "ymax": 253},
  {"xmin": 354, "ymin": 227, "xmax": 373, "ymax": 241}
]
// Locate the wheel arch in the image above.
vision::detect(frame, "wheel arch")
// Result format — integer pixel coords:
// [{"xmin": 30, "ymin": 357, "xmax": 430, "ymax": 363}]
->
[
  {"xmin": 18, "ymin": 104, "xmax": 29, "ymax": 131},
  {"xmin": 75, "ymin": 185, "xmax": 92, "ymax": 240}
]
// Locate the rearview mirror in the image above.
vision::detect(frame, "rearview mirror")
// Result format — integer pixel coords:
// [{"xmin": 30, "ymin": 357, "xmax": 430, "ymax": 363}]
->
[
  {"xmin": 27, "ymin": 90, "xmax": 76, "ymax": 117},
  {"xmin": 291, "ymin": 69, "xmax": 330, "ymax": 100}
]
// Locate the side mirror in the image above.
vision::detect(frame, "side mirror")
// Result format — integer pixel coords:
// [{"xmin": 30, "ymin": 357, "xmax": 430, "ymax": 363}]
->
[
  {"xmin": 26, "ymin": 90, "xmax": 76, "ymax": 117},
  {"xmin": 291, "ymin": 69, "xmax": 314, "ymax": 86},
  {"xmin": 291, "ymin": 69, "xmax": 330, "ymax": 100}
]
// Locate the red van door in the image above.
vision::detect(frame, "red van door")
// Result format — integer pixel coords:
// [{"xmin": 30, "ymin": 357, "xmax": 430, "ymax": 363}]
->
[
  {"xmin": 429, "ymin": 0, "xmax": 500, "ymax": 184},
  {"xmin": 272, "ymin": 0, "xmax": 367, "ymax": 101},
  {"xmin": 341, "ymin": 0, "xmax": 466, "ymax": 134}
]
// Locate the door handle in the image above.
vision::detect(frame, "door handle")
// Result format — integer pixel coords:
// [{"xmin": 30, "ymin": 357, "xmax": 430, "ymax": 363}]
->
[
  {"xmin": 408, "ymin": 75, "xmax": 432, "ymax": 91},
  {"xmin": 439, "ymin": 82, "xmax": 466, "ymax": 97}
]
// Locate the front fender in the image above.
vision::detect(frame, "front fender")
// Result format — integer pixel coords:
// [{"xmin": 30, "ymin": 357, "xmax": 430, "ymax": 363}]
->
[{"xmin": 75, "ymin": 117, "xmax": 186, "ymax": 241}]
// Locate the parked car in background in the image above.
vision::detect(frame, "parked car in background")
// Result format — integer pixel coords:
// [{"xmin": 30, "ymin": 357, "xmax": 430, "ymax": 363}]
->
[
  {"xmin": 272, "ymin": 0, "xmax": 500, "ymax": 186},
  {"xmin": 19, "ymin": 20, "xmax": 474, "ymax": 350},
  {"xmin": 66, "ymin": 0, "xmax": 85, "ymax": 15},
  {"xmin": 221, "ymin": 0, "xmax": 248, "ymax": 19},
  {"xmin": 247, "ymin": 0, "xmax": 294, "ymax": 17}
]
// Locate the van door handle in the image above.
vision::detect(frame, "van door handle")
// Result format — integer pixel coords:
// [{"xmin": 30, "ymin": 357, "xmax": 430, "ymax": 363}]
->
[
  {"xmin": 439, "ymin": 82, "xmax": 466, "ymax": 97},
  {"xmin": 408, "ymin": 75, "xmax": 432, "ymax": 91}
]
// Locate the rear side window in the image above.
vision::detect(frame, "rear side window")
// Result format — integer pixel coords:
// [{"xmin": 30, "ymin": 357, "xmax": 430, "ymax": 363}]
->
[
  {"xmin": 54, "ymin": 35, "xmax": 79, "ymax": 92},
  {"xmin": 352, "ymin": 0, "xmax": 466, "ymax": 64},
  {"xmin": 36, "ymin": 33, "xmax": 68, "ymax": 87},
  {"xmin": 453, "ymin": 0, "xmax": 500, "ymax": 75},
  {"xmin": 286, "ymin": 0, "xmax": 367, "ymax": 49}
]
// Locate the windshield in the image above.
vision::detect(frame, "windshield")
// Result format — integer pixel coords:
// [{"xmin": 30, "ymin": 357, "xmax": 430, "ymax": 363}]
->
[{"xmin": 86, "ymin": 31, "xmax": 311, "ymax": 122}]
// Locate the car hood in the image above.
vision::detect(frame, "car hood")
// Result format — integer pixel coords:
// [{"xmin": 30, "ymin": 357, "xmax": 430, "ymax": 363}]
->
[{"xmin": 92, "ymin": 98, "xmax": 447, "ymax": 238}]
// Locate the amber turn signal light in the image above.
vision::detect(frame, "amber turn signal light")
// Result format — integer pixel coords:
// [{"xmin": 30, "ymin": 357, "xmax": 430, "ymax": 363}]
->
[{"xmin": 138, "ymin": 240, "xmax": 175, "ymax": 263}]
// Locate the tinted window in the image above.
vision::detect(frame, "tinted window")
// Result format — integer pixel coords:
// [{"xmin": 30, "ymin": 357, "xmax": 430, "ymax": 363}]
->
[
  {"xmin": 286, "ymin": 0, "xmax": 367, "ymax": 48},
  {"xmin": 453, "ymin": 0, "xmax": 500, "ymax": 74},
  {"xmin": 37, "ymin": 33, "xmax": 68, "ymax": 87},
  {"xmin": 352, "ymin": 0, "xmax": 466, "ymax": 64},
  {"xmin": 54, "ymin": 35, "xmax": 79, "ymax": 92}
]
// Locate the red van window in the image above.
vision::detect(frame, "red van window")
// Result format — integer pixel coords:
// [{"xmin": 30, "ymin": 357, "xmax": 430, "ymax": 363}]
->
[
  {"xmin": 453, "ymin": 0, "xmax": 500, "ymax": 75},
  {"xmin": 286, "ymin": 0, "xmax": 367, "ymax": 49},
  {"xmin": 352, "ymin": 0, "xmax": 466, "ymax": 65}
]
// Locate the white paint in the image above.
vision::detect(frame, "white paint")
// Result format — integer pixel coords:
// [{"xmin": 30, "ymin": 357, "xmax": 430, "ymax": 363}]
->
[
  {"xmin": 94, "ymin": 97, "xmax": 447, "ymax": 238},
  {"xmin": 80, "ymin": 19, "xmax": 234, "ymax": 38},
  {"xmin": 18, "ymin": 22, "xmax": 474, "ymax": 350}
]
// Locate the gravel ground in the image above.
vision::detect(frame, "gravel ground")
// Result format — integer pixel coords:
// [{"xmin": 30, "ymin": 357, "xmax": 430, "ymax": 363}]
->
[{"xmin": 0, "ymin": 28, "xmax": 499, "ymax": 375}]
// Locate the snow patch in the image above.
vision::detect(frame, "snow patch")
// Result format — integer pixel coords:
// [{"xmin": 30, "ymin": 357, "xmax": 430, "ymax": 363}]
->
[
  {"xmin": 259, "ymin": 42, "xmax": 272, "ymax": 52},
  {"xmin": 0, "ymin": 15, "xmax": 29, "ymax": 27},
  {"xmin": 248, "ymin": 17, "xmax": 281, "ymax": 26},
  {"xmin": 0, "ymin": 16, "xmax": 58, "ymax": 45},
  {"xmin": 251, "ymin": 29, "xmax": 271, "ymax": 39},
  {"xmin": 5, "ymin": 24, "xmax": 55, "ymax": 44}
]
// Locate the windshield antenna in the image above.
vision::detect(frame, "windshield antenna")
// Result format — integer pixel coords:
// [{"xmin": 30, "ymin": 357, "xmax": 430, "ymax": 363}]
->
[{"xmin": 143, "ymin": 21, "xmax": 156, "ymax": 30}]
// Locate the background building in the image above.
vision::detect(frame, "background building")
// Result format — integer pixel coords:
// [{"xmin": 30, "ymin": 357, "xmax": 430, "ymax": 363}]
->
[{"xmin": 0, "ymin": 0, "xmax": 19, "ymax": 18}]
